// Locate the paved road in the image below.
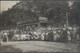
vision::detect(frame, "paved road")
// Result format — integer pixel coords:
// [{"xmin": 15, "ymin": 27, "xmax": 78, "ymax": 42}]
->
[{"xmin": 1, "ymin": 41, "xmax": 79, "ymax": 52}]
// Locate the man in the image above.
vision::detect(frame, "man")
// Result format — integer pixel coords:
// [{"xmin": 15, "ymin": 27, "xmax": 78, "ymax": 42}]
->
[
  {"xmin": 60, "ymin": 28, "xmax": 68, "ymax": 43},
  {"xmin": 71, "ymin": 28, "xmax": 77, "ymax": 43},
  {"xmin": 8, "ymin": 31, "xmax": 14, "ymax": 41},
  {"xmin": 48, "ymin": 30, "xmax": 54, "ymax": 41},
  {"xmin": 0, "ymin": 31, "xmax": 1, "ymax": 45},
  {"xmin": 3, "ymin": 31, "xmax": 9, "ymax": 42}
]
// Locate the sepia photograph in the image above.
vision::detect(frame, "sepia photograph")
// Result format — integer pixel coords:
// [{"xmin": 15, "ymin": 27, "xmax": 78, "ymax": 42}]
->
[{"xmin": 0, "ymin": 0, "xmax": 80, "ymax": 52}]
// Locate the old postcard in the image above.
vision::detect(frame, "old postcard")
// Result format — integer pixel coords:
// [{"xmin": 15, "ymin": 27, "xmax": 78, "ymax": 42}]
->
[{"xmin": 0, "ymin": 0, "xmax": 80, "ymax": 53}]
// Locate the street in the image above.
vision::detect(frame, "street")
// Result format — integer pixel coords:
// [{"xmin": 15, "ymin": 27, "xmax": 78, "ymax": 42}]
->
[{"xmin": 1, "ymin": 41, "xmax": 79, "ymax": 52}]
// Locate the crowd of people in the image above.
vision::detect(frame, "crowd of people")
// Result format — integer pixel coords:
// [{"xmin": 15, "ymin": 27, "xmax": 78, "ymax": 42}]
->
[
  {"xmin": 0, "ymin": 26, "xmax": 79, "ymax": 43},
  {"xmin": 39, "ymin": 27, "xmax": 79, "ymax": 43}
]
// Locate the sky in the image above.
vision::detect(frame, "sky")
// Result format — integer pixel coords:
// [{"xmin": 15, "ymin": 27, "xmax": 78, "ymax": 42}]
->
[
  {"xmin": 68, "ymin": 1, "xmax": 74, "ymax": 6},
  {"xmin": 0, "ymin": 1, "xmax": 20, "ymax": 13},
  {"xmin": 0, "ymin": 1, "xmax": 73, "ymax": 13}
]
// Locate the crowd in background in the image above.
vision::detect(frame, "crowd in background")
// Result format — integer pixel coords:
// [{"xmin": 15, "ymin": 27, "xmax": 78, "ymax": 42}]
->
[{"xmin": 0, "ymin": 25, "xmax": 79, "ymax": 43}]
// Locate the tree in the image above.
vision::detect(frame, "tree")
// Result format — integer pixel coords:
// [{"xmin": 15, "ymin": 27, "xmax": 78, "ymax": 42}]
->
[
  {"xmin": 0, "ymin": 1, "xmax": 79, "ymax": 30},
  {"xmin": 68, "ymin": 1, "xmax": 79, "ymax": 27}
]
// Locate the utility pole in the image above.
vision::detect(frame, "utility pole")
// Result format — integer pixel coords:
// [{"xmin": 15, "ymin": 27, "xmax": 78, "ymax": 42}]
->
[{"xmin": 66, "ymin": 12, "xmax": 68, "ymax": 28}]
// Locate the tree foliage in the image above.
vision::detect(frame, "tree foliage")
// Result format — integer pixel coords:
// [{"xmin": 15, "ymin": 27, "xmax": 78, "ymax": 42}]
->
[{"xmin": 0, "ymin": 1, "xmax": 79, "ymax": 30}]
